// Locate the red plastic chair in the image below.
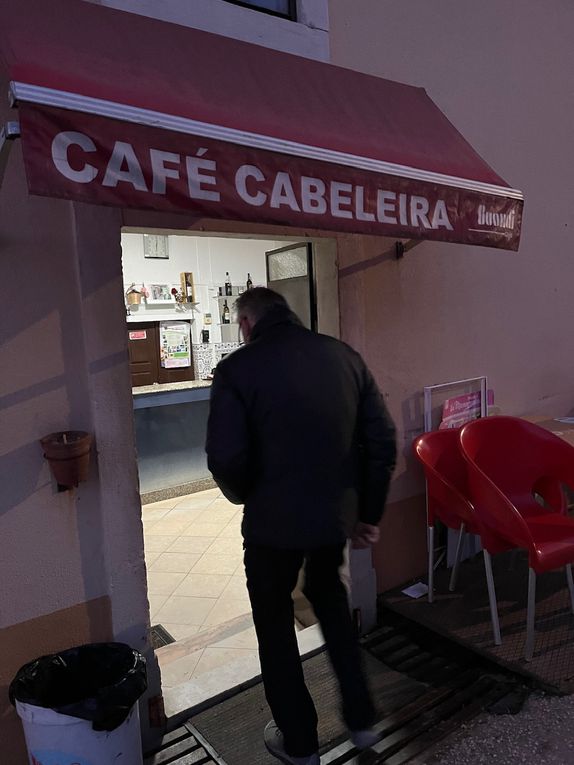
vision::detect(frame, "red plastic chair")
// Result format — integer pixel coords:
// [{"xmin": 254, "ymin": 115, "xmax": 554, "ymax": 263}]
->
[
  {"xmin": 413, "ymin": 428, "xmax": 508, "ymax": 645},
  {"xmin": 460, "ymin": 416, "xmax": 574, "ymax": 660}
]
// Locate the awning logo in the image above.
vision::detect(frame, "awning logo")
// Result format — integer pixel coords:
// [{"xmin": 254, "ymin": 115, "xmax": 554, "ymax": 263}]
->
[{"xmin": 477, "ymin": 204, "xmax": 515, "ymax": 230}]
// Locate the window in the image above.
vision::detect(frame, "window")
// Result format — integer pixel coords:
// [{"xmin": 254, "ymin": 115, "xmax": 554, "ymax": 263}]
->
[{"xmin": 223, "ymin": 1, "xmax": 296, "ymax": 20}]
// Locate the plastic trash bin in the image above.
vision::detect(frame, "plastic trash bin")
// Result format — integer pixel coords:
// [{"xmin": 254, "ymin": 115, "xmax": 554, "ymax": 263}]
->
[{"xmin": 10, "ymin": 642, "xmax": 147, "ymax": 765}]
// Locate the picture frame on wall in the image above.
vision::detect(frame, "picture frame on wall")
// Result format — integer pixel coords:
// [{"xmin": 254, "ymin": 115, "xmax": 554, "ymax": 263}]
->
[
  {"xmin": 149, "ymin": 284, "xmax": 172, "ymax": 301},
  {"xmin": 143, "ymin": 234, "xmax": 169, "ymax": 259}
]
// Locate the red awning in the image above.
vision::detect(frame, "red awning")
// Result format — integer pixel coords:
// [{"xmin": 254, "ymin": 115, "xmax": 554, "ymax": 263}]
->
[{"xmin": 1, "ymin": 0, "xmax": 523, "ymax": 249}]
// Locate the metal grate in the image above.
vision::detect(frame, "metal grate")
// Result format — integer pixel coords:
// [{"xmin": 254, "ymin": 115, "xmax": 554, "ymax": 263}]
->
[
  {"xmin": 144, "ymin": 724, "xmax": 223, "ymax": 765},
  {"xmin": 160, "ymin": 615, "xmax": 514, "ymax": 764}
]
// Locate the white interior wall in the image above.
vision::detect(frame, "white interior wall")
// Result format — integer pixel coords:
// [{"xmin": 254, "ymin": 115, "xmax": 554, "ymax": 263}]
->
[{"xmin": 121, "ymin": 234, "xmax": 283, "ymax": 342}]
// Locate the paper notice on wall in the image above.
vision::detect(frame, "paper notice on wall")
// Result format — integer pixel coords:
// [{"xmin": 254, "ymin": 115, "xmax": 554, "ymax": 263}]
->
[
  {"xmin": 160, "ymin": 321, "xmax": 191, "ymax": 368},
  {"xmin": 439, "ymin": 392, "xmax": 482, "ymax": 430}
]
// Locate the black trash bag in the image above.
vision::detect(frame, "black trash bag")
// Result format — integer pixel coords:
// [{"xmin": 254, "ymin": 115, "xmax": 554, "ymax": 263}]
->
[{"xmin": 9, "ymin": 642, "xmax": 147, "ymax": 732}]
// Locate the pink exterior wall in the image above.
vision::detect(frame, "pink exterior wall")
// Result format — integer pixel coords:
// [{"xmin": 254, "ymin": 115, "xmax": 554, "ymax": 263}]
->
[
  {"xmin": 0, "ymin": 75, "xmax": 157, "ymax": 760},
  {"xmin": 330, "ymin": 0, "xmax": 574, "ymax": 590}
]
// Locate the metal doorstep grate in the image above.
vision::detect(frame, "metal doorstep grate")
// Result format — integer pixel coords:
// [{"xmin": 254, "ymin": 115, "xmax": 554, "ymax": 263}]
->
[
  {"xmin": 144, "ymin": 724, "xmax": 224, "ymax": 765},
  {"xmin": 151, "ymin": 611, "xmax": 518, "ymax": 764}
]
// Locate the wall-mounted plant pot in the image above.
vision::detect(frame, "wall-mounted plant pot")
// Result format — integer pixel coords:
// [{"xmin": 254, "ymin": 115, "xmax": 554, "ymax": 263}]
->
[{"xmin": 40, "ymin": 431, "xmax": 93, "ymax": 489}]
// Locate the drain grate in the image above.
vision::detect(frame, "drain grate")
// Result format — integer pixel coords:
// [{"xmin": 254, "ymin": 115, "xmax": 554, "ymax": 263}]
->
[
  {"xmin": 144, "ymin": 724, "xmax": 223, "ymax": 765},
  {"xmin": 149, "ymin": 624, "xmax": 176, "ymax": 650}
]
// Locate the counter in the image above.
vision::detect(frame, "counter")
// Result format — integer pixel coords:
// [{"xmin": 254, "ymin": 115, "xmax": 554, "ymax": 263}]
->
[{"xmin": 132, "ymin": 380, "xmax": 213, "ymax": 495}]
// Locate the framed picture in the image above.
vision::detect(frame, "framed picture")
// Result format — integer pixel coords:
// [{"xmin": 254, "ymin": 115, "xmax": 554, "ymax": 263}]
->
[
  {"xmin": 143, "ymin": 234, "xmax": 169, "ymax": 259},
  {"xmin": 149, "ymin": 283, "xmax": 172, "ymax": 301}
]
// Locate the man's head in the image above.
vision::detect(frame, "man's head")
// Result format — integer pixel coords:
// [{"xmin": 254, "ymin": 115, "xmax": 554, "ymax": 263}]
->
[{"xmin": 235, "ymin": 287, "xmax": 289, "ymax": 343}]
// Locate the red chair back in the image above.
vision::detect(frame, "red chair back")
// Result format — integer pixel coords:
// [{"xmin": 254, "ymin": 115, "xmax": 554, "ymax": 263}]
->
[
  {"xmin": 460, "ymin": 417, "xmax": 556, "ymax": 551},
  {"xmin": 413, "ymin": 428, "xmax": 477, "ymax": 532},
  {"xmin": 460, "ymin": 416, "xmax": 569, "ymax": 517}
]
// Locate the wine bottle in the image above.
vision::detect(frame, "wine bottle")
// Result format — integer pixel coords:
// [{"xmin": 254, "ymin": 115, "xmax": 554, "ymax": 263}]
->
[
  {"xmin": 246, "ymin": 273, "xmax": 253, "ymax": 290},
  {"xmin": 225, "ymin": 272, "xmax": 232, "ymax": 296},
  {"xmin": 222, "ymin": 300, "xmax": 230, "ymax": 324}
]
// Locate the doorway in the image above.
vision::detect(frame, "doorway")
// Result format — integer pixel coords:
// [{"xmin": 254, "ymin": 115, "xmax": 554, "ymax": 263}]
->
[{"xmin": 120, "ymin": 227, "xmax": 339, "ymax": 703}]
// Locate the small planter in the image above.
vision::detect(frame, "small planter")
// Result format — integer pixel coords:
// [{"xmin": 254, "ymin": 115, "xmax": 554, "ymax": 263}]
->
[{"xmin": 40, "ymin": 431, "xmax": 93, "ymax": 489}]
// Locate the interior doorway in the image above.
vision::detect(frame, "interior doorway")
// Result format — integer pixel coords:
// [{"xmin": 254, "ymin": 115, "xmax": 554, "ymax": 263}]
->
[{"xmin": 120, "ymin": 226, "xmax": 339, "ymax": 703}]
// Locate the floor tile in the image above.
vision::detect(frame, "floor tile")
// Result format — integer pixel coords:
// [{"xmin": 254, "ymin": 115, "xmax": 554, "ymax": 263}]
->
[
  {"xmin": 167, "ymin": 536, "xmax": 215, "ymax": 554},
  {"xmin": 218, "ymin": 523, "xmax": 243, "ymax": 538},
  {"xmin": 201, "ymin": 597, "xmax": 252, "ymax": 627},
  {"xmin": 206, "ymin": 537, "xmax": 244, "ymax": 557},
  {"xmin": 192, "ymin": 554, "xmax": 241, "ymax": 576},
  {"xmin": 183, "ymin": 522, "xmax": 229, "ymax": 537},
  {"xmin": 211, "ymin": 497, "xmax": 239, "ymax": 510},
  {"xmin": 147, "ymin": 571, "xmax": 187, "ymax": 596},
  {"xmin": 175, "ymin": 494, "xmax": 218, "ymax": 511},
  {"xmin": 162, "ymin": 624, "xmax": 201, "ymax": 642},
  {"xmin": 149, "ymin": 519, "xmax": 195, "ymax": 536},
  {"xmin": 196, "ymin": 506, "xmax": 238, "ymax": 524},
  {"xmin": 151, "ymin": 553, "xmax": 202, "ymax": 574},
  {"xmin": 155, "ymin": 596, "xmax": 217, "ymax": 626},
  {"xmin": 148, "ymin": 593, "xmax": 170, "ymax": 620},
  {"xmin": 164, "ymin": 506, "xmax": 206, "ymax": 521},
  {"xmin": 193, "ymin": 646, "xmax": 256, "ymax": 677},
  {"xmin": 145, "ymin": 551, "xmax": 161, "ymax": 567},
  {"xmin": 144, "ymin": 535, "xmax": 178, "ymax": 553},
  {"xmin": 144, "ymin": 498, "xmax": 180, "ymax": 511},
  {"xmin": 219, "ymin": 575, "xmax": 250, "ymax": 601},
  {"xmin": 141, "ymin": 507, "xmax": 171, "ymax": 522},
  {"xmin": 159, "ymin": 649, "xmax": 204, "ymax": 688},
  {"xmin": 174, "ymin": 573, "xmax": 231, "ymax": 599}
]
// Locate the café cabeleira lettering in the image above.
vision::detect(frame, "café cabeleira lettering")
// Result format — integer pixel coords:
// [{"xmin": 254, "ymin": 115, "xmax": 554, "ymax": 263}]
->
[{"xmin": 50, "ymin": 131, "xmax": 455, "ymax": 232}]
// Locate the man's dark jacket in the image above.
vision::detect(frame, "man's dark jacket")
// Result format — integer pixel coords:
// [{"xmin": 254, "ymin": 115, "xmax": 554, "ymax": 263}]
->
[{"xmin": 206, "ymin": 306, "xmax": 397, "ymax": 549}]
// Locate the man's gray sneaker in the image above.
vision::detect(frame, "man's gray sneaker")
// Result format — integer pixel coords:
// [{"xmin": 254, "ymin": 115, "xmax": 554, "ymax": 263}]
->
[
  {"xmin": 264, "ymin": 721, "xmax": 320, "ymax": 765},
  {"xmin": 350, "ymin": 727, "xmax": 379, "ymax": 750}
]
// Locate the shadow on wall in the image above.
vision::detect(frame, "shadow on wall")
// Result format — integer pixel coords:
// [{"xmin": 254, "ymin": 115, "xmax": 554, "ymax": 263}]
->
[{"xmin": 0, "ymin": 441, "xmax": 49, "ymax": 515}]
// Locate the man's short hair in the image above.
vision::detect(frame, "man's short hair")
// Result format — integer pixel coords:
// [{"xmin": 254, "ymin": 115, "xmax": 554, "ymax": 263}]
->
[{"xmin": 235, "ymin": 287, "xmax": 288, "ymax": 324}]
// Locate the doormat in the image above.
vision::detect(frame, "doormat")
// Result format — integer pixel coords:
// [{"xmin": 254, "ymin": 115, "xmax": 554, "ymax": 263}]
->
[
  {"xmin": 149, "ymin": 624, "xmax": 176, "ymax": 650},
  {"xmin": 189, "ymin": 649, "xmax": 426, "ymax": 764}
]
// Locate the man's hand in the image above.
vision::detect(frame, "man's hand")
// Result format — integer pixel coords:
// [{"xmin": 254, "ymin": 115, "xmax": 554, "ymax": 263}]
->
[{"xmin": 352, "ymin": 522, "xmax": 380, "ymax": 549}]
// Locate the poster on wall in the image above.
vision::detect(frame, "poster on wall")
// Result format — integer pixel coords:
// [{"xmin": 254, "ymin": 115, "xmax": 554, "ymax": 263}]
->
[{"xmin": 159, "ymin": 321, "xmax": 191, "ymax": 369}]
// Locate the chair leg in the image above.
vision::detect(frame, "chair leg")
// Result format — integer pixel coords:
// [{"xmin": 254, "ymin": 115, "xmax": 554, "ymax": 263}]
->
[
  {"xmin": 525, "ymin": 568, "xmax": 537, "ymax": 662},
  {"xmin": 427, "ymin": 526, "xmax": 434, "ymax": 603},
  {"xmin": 449, "ymin": 523, "xmax": 466, "ymax": 592},
  {"xmin": 566, "ymin": 565, "xmax": 574, "ymax": 614},
  {"xmin": 483, "ymin": 550, "xmax": 502, "ymax": 646}
]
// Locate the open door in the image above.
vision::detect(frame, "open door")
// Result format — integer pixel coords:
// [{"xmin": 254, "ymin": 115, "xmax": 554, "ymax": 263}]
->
[{"xmin": 266, "ymin": 243, "xmax": 317, "ymax": 331}]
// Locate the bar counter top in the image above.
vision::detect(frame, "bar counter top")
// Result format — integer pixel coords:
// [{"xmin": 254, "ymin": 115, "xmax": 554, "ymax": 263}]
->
[
  {"xmin": 132, "ymin": 379, "xmax": 212, "ymax": 396},
  {"xmin": 132, "ymin": 379, "xmax": 212, "ymax": 409}
]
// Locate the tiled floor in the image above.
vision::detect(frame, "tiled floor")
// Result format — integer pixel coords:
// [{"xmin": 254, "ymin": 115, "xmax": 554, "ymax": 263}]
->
[{"xmin": 143, "ymin": 489, "xmax": 259, "ymax": 688}]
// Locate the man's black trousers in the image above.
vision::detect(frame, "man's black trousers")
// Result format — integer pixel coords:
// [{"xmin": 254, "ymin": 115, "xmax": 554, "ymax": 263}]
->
[{"xmin": 244, "ymin": 543, "xmax": 375, "ymax": 758}]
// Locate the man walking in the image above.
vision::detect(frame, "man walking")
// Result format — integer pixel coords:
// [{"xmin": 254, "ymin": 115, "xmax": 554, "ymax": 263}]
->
[{"xmin": 206, "ymin": 288, "xmax": 396, "ymax": 765}]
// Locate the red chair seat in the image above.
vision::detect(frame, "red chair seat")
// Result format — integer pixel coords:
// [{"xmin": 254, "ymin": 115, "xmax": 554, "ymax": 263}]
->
[{"xmin": 526, "ymin": 514, "xmax": 574, "ymax": 572}]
